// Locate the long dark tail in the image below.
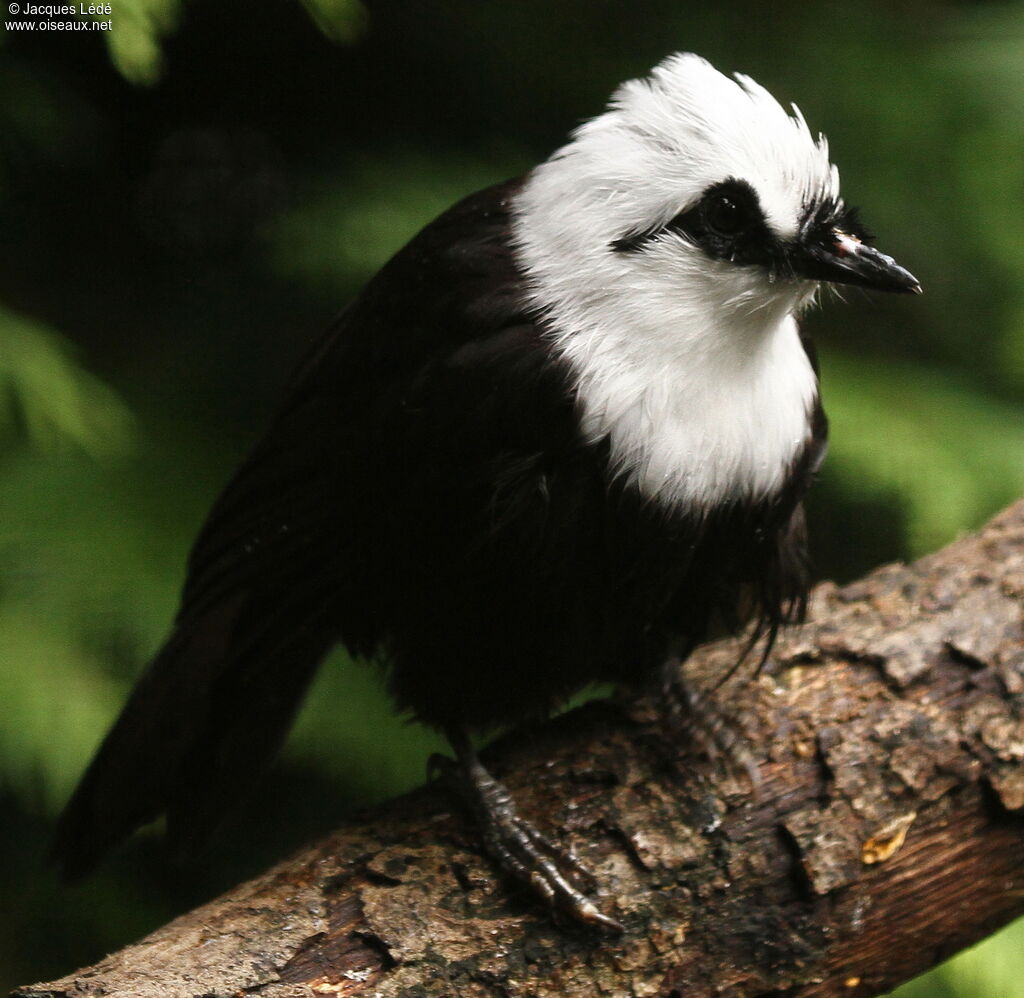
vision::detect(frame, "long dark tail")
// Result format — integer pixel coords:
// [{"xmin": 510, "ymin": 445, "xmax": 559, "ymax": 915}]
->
[{"xmin": 52, "ymin": 592, "xmax": 333, "ymax": 880}]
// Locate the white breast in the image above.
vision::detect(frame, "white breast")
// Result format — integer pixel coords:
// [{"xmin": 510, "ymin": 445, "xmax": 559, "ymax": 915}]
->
[{"xmin": 555, "ymin": 304, "xmax": 818, "ymax": 512}]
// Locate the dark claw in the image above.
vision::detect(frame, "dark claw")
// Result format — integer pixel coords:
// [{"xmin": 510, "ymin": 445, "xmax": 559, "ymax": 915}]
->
[
  {"xmin": 517, "ymin": 817, "xmax": 598, "ymax": 890},
  {"xmin": 443, "ymin": 727, "xmax": 623, "ymax": 933}
]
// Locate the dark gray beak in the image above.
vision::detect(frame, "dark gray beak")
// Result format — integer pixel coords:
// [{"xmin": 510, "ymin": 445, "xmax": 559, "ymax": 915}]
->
[{"xmin": 796, "ymin": 228, "xmax": 921, "ymax": 294}]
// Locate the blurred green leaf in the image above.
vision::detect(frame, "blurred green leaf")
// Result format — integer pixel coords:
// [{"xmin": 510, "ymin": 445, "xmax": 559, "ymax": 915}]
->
[
  {"xmin": 0, "ymin": 306, "xmax": 133, "ymax": 457},
  {"xmin": 0, "ymin": 444, "xmax": 187, "ymax": 810},
  {"xmin": 86, "ymin": 0, "xmax": 366, "ymax": 85},
  {"xmin": 94, "ymin": 0, "xmax": 178, "ymax": 85},
  {"xmin": 890, "ymin": 918, "xmax": 1024, "ymax": 998},
  {"xmin": 823, "ymin": 350, "xmax": 1024, "ymax": 556},
  {"xmin": 0, "ymin": 607, "xmax": 125, "ymax": 811},
  {"xmin": 299, "ymin": 0, "xmax": 367, "ymax": 44}
]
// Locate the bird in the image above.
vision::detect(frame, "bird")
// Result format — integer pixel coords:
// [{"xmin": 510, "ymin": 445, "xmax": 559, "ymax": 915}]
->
[{"xmin": 52, "ymin": 53, "xmax": 920, "ymax": 930}]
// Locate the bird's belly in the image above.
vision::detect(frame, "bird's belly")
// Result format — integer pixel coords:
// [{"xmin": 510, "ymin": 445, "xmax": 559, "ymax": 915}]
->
[{"xmin": 366, "ymin": 488, "xmax": 749, "ymax": 732}]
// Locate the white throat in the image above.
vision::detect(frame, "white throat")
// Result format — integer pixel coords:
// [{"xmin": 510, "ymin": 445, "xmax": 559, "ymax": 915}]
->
[{"xmin": 568, "ymin": 315, "xmax": 814, "ymax": 512}]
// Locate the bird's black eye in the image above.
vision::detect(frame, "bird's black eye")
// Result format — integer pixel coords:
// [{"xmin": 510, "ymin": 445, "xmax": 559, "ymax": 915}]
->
[
  {"xmin": 610, "ymin": 177, "xmax": 770, "ymax": 260},
  {"xmin": 702, "ymin": 192, "xmax": 752, "ymax": 238}
]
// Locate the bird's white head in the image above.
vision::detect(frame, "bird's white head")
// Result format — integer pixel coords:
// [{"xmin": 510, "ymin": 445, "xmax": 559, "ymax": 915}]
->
[{"xmin": 512, "ymin": 53, "xmax": 917, "ymax": 513}]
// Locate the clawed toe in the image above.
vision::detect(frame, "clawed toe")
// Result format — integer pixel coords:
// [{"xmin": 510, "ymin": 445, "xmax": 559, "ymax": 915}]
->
[
  {"xmin": 443, "ymin": 727, "xmax": 622, "ymax": 932},
  {"xmin": 661, "ymin": 667, "xmax": 763, "ymax": 792},
  {"xmin": 483, "ymin": 809, "xmax": 621, "ymax": 931}
]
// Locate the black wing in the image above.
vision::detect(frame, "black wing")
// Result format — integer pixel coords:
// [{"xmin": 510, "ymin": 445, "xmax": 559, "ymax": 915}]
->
[{"xmin": 52, "ymin": 179, "xmax": 541, "ymax": 877}]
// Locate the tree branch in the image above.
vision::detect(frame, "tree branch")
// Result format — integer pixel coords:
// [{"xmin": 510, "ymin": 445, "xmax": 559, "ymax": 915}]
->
[{"xmin": 15, "ymin": 502, "xmax": 1024, "ymax": 998}]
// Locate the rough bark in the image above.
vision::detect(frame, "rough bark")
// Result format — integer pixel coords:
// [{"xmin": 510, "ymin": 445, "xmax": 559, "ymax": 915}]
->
[{"xmin": 15, "ymin": 501, "xmax": 1024, "ymax": 998}]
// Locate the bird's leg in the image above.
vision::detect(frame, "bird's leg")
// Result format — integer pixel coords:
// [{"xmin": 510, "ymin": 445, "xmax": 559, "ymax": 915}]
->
[
  {"xmin": 438, "ymin": 726, "xmax": 622, "ymax": 932},
  {"xmin": 657, "ymin": 654, "xmax": 762, "ymax": 790}
]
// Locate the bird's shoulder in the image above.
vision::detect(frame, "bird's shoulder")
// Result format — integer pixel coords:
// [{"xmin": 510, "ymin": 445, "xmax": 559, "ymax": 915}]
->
[{"xmin": 281, "ymin": 177, "xmax": 538, "ymax": 407}]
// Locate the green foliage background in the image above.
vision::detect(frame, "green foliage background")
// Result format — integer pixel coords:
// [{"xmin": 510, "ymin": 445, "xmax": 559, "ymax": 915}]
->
[{"xmin": 1, "ymin": 1, "xmax": 1022, "ymax": 993}]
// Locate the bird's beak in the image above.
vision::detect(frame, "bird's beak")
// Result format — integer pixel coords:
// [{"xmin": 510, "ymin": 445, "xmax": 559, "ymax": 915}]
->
[{"xmin": 795, "ymin": 228, "xmax": 921, "ymax": 294}]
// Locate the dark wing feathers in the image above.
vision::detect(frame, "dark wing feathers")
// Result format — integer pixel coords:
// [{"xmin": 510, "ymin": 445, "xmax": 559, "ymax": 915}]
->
[{"xmin": 52, "ymin": 180, "xmax": 531, "ymax": 878}]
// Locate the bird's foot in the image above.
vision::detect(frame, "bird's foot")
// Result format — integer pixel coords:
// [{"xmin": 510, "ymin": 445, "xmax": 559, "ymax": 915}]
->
[
  {"xmin": 438, "ymin": 732, "xmax": 623, "ymax": 933},
  {"xmin": 659, "ymin": 661, "xmax": 762, "ymax": 792}
]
